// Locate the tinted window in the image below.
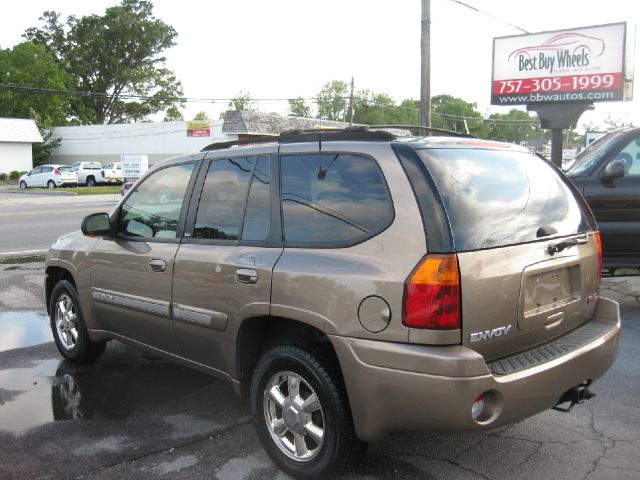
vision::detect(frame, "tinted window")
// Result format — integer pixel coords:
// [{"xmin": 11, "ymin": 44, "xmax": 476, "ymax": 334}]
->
[
  {"xmin": 118, "ymin": 163, "xmax": 194, "ymax": 238},
  {"xmin": 59, "ymin": 166, "xmax": 73, "ymax": 172},
  {"xmin": 417, "ymin": 148, "xmax": 593, "ymax": 251},
  {"xmin": 42, "ymin": 166, "xmax": 53, "ymax": 173},
  {"xmin": 31, "ymin": 167, "xmax": 43, "ymax": 175},
  {"xmin": 614, "ymin": 136, "xmax": 640, "ymax": 176},
  {"xmin": 193, "ymin": 157, "xmax": 255, "ymax": 240},
  {"xmin": 281, "ymin": 153, "xmax": 393, "ymax": 245},
  {"xmin": 84, "ymin": 163, "xmax": 102, "ymax": 170},
  {"xmin": 242, "ymin": 156, "xmax": 271, "ymax": 241}
]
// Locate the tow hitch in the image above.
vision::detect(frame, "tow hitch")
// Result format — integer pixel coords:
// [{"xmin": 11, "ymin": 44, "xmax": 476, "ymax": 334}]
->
[{"xmin": 553, "ymin": 381, "xmax": 595, "ymax": 413}]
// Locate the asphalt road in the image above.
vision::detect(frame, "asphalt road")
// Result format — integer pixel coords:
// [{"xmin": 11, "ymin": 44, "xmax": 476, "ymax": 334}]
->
[
  {"xmin": 0, "ymin": 259, "xmax": 638, "ymax": 480},
  {"xmin": 0, "ymin": 190, "xmax": 118, "ymax": 256}
]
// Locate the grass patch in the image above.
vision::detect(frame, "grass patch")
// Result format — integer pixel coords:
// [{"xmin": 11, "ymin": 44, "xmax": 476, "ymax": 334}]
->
[
  {"xmin": 0, "ymin": 255, "xmax": 46, "ymax": 265},
  {"xmin": 64, "ymin": 185, "xmax": 122, "ymax": 195}
]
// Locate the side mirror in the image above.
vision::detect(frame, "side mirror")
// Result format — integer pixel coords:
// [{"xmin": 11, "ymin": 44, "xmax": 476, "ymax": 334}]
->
[
  {"xmin": 601, "ymin": 159, "xmax": 625, "ymax": 181},
  {"xmin": 81, "ymin": 212, "xmax": 111, "ymax": 237}
]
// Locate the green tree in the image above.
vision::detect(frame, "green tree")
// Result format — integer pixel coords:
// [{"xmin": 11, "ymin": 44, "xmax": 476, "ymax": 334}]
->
[
  {"xmin": 315, "ymin": 80, "xmax": 349, "ymax": 121},
  {"xmin": 431, "ymin": 94, "xmax": 490, "ymax": 137},
  {"xmin": 487, "ymin": 109, "xmax": 542, "ymax": 143},
  {"xmin": 288, "ymin": 97, "xmax": 311, "ymax": 118},
  {"xmin": 32, "ymin": 128, "xmax": 62, "ymax": 166},
  {"xmin": 353, "ymin": 92, "xmax": 419, "ymax": 126},
  {"xmin": 24, "ymin": 0, "xmax": 183, "ymax": 124},
  {"xmin": 192, "ymin": 111, "xmax": 209, "ymax": 120},
  {"xmin": 163, "ymin": 105, "xmax": 184, "ymax": 121},
  {"xmin": 0, "ymin": 41, "xmax": 72, "ymax": 126},
  {"xmin": 228, "ymin": 91, "xmax": 254, "ymax": 111}
]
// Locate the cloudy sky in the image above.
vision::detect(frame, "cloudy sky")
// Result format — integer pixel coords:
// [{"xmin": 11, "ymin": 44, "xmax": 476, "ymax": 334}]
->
[{"xmin": 1, "ymin": 0, "xmax": 638, "ymax": 130}]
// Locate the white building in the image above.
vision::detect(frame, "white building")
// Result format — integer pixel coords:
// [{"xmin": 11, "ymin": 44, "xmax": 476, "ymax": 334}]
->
[
  {"xmin": 50, "ymin": 120, "xmax": 236, "ymax": 167},
  {"xmin": 0, "ymin": 118, "xmax": 43, "ymax": 174}
]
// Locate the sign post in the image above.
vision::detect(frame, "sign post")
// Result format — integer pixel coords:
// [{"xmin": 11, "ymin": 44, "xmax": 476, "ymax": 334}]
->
[{"xmin": 492, "ymin": 22, "xmax": 633, "ymax": 167}]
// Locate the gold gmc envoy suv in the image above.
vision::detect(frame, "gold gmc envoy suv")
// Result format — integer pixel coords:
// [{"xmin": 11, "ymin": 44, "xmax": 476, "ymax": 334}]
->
[{"xmin": 45, "ymin": 128, "xmax": 620, "ymax": 479}]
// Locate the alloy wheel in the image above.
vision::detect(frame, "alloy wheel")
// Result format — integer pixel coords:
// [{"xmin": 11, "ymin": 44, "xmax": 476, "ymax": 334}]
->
[{"xmin": 263, "ymin": 371, "xmax": 325, "ymax": 462}]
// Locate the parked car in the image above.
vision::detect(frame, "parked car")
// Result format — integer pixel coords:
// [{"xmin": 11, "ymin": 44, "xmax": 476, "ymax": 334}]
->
[
  {"xmin": 100, "ymin": 162, "xmax": 123, "ymax": 184},
  {"xmin": 566, "ymin": 126, "xmax": 640, "ymax": 271},
  {"xmin": 19, "ymin": 164, "xmax": 78, "ymax": 189},
  {"xmin": 71, "ymin": 161, "xmax": 103, "ymax": 186},
  {"xmin": 45, "ymin": 129, "xmax": 620, "ymax": 479}
]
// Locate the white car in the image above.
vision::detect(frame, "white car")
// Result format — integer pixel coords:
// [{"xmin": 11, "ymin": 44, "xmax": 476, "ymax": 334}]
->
[
  {"xmin": 71, "ymin": 161, "xmax": 103, "ymax": 186},
  {"xmin": 100, "ymin": 162, "xmax": 123, "ymax": 184},
  {"xmin": 19, "ymin": 164, "xmax": 78, "ymax": 189}
]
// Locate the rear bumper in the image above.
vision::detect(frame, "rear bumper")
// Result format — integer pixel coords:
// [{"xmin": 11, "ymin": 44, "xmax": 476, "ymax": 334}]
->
[{"xmin": 330, "ymin": 297, "xmax": 620, "ymax": 442}]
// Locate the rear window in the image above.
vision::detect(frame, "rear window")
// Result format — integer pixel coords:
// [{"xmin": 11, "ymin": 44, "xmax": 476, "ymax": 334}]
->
[
  {"xmin": 417, "ymin": 148, "xmax": 593, "ymax": 251},
  {"xmin": 59, "ymin": 166, "xmax": 73, "ymax": 172},
  {"xmin": 84, "ymin": 163, "xmax": 102, "ymax": 170}
]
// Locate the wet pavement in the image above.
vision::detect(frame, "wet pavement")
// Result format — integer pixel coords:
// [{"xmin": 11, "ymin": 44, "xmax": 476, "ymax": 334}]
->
[{"xmin": 0, "ymin": 261, "xmax": 639, "ymax": 480}]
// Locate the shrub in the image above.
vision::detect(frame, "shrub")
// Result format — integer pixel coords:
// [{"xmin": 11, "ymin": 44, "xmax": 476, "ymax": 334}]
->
[
  {"xmin": 0, "ymin": 173, "xmax": 7, "ymax": 181},
  {"xmin": 9, "ymin": 170, "xmax": 21, "ymax": 180}
]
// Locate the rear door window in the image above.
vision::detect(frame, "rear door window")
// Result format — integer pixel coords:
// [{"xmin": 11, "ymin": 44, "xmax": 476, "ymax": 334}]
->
[
  {"xmin": 192, "ymin": 157, "xmax": 257, "ymax": 240},
  {"xmin": 280, "ymin": 153, "xmax": 393, "ymax": 246},
  {"xmin": 417, "ymin": 148, "xmax": 593, "ymax": 251}
]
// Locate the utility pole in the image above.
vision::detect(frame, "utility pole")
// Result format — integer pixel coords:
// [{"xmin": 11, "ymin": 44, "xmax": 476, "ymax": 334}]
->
[
  {"xmin": 348, "ymin": 77, "xmax": 355, "ymax": 126},
  {"xmin": 420, "ymin": 0, "xmax": 431, "ymax": 127}
]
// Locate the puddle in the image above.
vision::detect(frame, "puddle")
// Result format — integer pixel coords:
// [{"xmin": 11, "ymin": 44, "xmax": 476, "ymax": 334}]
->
[
  {"xmin": 0, "ymin": 311, "xmax": 51, "ymax": 352},
  {"xmin": 0, "ymin": 346, "xmax": 213, "ymax": 434}
]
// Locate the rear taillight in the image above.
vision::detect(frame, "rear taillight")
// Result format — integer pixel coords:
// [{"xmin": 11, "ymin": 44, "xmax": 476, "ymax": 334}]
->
[
  {"xmin": 54, "ymin": 168, "xmax": 61, "ymax": 175},
  {"xmin": 403, "ymin": 254, "xmax": 461, "ymax": 329},
  {"xmin": 594, "ymin": 231, "xmax": 602, "ymax": 285}
]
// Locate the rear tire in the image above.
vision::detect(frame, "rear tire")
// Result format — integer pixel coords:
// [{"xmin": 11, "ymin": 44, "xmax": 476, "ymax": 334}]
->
[
  {"xmin": 49, "ymin": 280, "xmax": 106, "ymax": 364},
  {"xmin": 86, "ymin": 176, "xmax": 96, "ymax": 187},
  {"xmin": 251, "ymin": 344, "xmax": 366, "ymax": 479},
  {"xmin": 47, "ymin": 180, "xmax": 56, "ymax": 189}
]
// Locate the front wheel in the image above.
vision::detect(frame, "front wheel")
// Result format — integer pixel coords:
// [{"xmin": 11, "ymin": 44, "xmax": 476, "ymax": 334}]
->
[
  {"xmin": 251, "ymin": 344, "xmax": 365, "ymax": 479},
  {"xmin": 50, "ymin": 280, "xmax": 106, "ymax": 364},
  {"xmin": 19, "ymin": 181, "xmax": 27, "ymax": 189}
]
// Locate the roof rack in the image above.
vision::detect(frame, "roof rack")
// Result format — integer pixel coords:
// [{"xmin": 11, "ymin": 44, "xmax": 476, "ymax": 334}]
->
[
  {"xmin": 369, "ymin": 125, "xmax": 476, "ymax": 138},
  {"xmin": 200, "ymin": 126, "xmax": 395, "ymax": 152}
]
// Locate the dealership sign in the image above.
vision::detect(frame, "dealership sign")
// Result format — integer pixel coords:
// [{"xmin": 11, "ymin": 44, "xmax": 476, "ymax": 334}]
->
[
  {"xmin": 186, "ymin": 120, "xmax": 211, "ymax": 137},
  {"xmin": 492, "ymin": 23, "xmax": 633, "ymax": 105}
]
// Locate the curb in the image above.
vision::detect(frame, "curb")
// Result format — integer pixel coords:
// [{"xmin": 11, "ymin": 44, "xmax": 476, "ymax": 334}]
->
[{"xmin": 0, "ymin": 189, "xmax": 77, "ymax": 196}]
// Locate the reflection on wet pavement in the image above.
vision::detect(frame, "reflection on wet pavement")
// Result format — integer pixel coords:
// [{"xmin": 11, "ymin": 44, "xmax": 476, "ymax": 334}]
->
[
  {"xmin": 0, "ymin": 311, "xmax": 51, "ymax": 352},
  {"xmin": 0, "ymin": 345, "xmax": 214, "ymax": 434}
]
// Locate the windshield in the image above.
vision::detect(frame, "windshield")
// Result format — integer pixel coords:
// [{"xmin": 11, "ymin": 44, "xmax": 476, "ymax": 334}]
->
[
  {"xmin": 417, "ymin": 148, "xmax": 594, "ymax": 251},
  {"xmin": 567, "ymin": 130, "xmax": 622, "ymax": 176}
]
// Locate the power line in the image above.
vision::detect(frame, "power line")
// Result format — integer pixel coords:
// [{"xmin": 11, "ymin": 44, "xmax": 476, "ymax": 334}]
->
[{"xmin": 447, "ymin": 0, "xmax": 529, "ymax": 34}]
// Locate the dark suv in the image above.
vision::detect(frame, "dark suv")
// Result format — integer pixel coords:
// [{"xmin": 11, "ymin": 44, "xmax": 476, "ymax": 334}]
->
[
  {"xmin": 566, "ymin": 127, "xmax": 640, "ymax": 271},
  {"xmin": 45, "ymin": 129, "xmax": 620, "ymax": 479}
]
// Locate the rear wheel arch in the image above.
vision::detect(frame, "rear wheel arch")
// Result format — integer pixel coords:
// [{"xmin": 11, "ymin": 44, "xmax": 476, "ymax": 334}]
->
[{"xmin": 236, "ymin": 316, "xmax": 341, "ymax": 397}]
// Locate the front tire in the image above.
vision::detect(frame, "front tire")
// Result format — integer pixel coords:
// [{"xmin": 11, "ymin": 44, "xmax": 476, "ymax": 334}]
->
[
  {"xmin": 251, "ymin": 344, "xmax": 365, "ymax": 479},
  {"xmin": 49, "ymin": 280, "xmax": 106, "ymax": 364},
  {"xmin": 19, "ymin": 180, "xmax": 27, "ymax": 189}
]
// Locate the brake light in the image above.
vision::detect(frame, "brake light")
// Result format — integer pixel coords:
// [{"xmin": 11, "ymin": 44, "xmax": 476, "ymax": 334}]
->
[
  {"xmin": 403, "ymin": 254, "xmax": 461, "ymax": 329},
  {"xmin": 54, "ymin": 168, "xmax": 61, "ymax": 175},
  {"xmin": 594, "ymin": 231, "xmax": 602, "ymax": 285}
]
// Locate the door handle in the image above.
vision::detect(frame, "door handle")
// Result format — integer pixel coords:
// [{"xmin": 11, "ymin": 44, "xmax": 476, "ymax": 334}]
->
[
  {"xmin": 236, "ymin": 268, "xmax": 258, "ymax": 284},
  {"xmin": 148, "ymin": 259, "xmax": 167, "ymax": 273}
]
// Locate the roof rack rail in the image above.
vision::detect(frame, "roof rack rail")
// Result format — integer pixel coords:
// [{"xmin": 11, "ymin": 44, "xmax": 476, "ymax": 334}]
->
[
  {"xmin": 369, "ymin": 125, "xmax": 476, "ymax": 138},
  {"xmin": 200, "ymin": 126, "xmax": 395, "ymax": 152},
  {"xmin": 201, "ymin": 135, "xmax": 277, "ymax": 152}
]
